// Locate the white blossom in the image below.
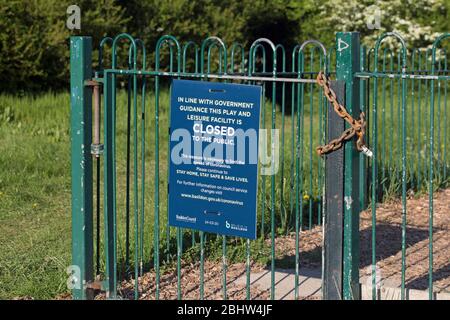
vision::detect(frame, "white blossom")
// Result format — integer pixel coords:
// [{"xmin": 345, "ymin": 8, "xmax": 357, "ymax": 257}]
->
[{"xmin": 319, "ymin": 0, "xmax": 444, "ymax": 50}]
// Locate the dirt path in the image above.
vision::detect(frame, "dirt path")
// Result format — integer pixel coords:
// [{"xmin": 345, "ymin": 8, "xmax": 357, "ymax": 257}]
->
[
  {"xmin": 359, "ymin": 188, "xmax": 449, "ymax": 293},
  {"xmin": 110, "ymin": 189, "xmax": 449, "ymax": 300}
]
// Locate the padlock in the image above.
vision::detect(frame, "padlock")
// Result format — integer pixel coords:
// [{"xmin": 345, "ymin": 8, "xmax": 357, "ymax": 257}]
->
[{"xmin": 360, "ymin": 145, "xmax": 373, "ymax": 158}]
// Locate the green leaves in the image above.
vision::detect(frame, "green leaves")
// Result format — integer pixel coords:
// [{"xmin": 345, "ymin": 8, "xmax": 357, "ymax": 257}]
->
[
  {"xmin": 0, "ymin": 0, "xmax": 128, "ymax": 92},
  {"xmin": 318, "ymin": 0, "xmax": 447, "ymax": 49},
  {"xmin": 1, "ymin": 0, "xmax": 447, "ymax": 93}
]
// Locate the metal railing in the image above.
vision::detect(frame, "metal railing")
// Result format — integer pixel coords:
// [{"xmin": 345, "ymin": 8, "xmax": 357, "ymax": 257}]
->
[{"xmin": 70, "ymin": 31, "xmax": 449, "ymax": 300}]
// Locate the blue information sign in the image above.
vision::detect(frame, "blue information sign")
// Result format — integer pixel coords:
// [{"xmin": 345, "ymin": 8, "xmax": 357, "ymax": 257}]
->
[{"xmin": 168, "ymin": 79, "xmax": 262, "ymax": 239}]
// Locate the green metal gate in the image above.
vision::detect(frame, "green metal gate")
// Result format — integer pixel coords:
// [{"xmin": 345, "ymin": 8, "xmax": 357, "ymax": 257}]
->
[
  {"xmin": 358, "ymin": 33, "xmax": 450, "ymax": 300},
  {"xmin": 70, "ymin": 31, "xmax": 450, "ymax": 300}
]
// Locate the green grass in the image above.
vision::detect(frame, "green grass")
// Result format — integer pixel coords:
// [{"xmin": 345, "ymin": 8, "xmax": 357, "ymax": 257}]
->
[
  {"xmin": 364, "ymin": 78, "xmax": 450, "ymax": 201},
  {"xmin": 0, "ymin": 93, "xmax": 71, "ymax": 299},
  {"xmin": 0, "ymin": 79, "xmax": 448, "ymax": 299}
]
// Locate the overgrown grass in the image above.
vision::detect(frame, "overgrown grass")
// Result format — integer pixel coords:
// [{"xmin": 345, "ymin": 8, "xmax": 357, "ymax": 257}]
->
[
  {"xmin": 363, "ymin": 78, "xmax": 450, "ymax": 201},
  {"xmin": 0, "ymin": 93, "xmax": 71, "ymax": 299}
]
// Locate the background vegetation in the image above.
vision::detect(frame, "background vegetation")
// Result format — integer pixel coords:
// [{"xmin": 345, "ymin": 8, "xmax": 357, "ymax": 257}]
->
[{"xmin": 1, "ymin": 0, "xmax": 449, "ymax": 92}]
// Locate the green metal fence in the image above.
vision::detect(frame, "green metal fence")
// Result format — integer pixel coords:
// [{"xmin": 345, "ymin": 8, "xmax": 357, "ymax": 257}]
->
[
  {"xmin": 359, "ymin": 33, "xmax": 450, "ymax": 300},
  {"xmin": 70, "ymin": 31, "xmax": 449, "ymax": 300}
]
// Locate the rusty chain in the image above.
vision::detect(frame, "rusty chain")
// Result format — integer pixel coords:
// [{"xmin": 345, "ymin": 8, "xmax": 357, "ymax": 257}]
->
[{"xmin": 315, "ymin": 71, "xmax": 372, "ymax": 157}]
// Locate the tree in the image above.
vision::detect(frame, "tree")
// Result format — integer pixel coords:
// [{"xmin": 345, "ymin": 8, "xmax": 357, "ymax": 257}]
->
[
  {"xmin": 0, "ymin": 0, "xmax": 128, "ymax": 92},
  {"xmin": 318, "ymin": 0, "xmax": 446, "ymax": 49}
]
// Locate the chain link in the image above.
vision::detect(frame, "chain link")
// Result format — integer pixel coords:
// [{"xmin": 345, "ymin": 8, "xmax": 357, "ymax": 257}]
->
[{"xmin": 315, "ymin": 72, "xmax": 371, "ymax": 157}]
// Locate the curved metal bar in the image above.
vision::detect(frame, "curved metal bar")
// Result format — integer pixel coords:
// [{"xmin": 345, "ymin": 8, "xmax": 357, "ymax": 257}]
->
[
  {"xmin": 112, "ymin": 33, "xmax": 137, "ymax": 69},
  {"xmin": 430, "ymin": 37, "xmax": 449, "ymax": 269},
  {"xmin": 291, "ymin": 44, "xmax": 302, "ymax": 73},
  {"xmin": 275, "ymin": 44, "xmax": 286, "ymax": 72},
  {"xmin": 437, "ymin": 48, "xmax": 447, "ymax": 72},
  {"xmin": 207, "ymin": 42, "xmax": 225, "ymax": 74},
  {"xmin": 298, "ymin": 39, "xmax": 326, "ymax": 57},
  {"xmin": 312, "ymin": 45, "xmax": 326, "ymax": 73},
  {"xmin": 327, "ymin": 46, "xmax": 336, "ymax": 73},
  {"xmin": 439, "ymin": 48, "xmax": 448, "ymax": 73},
  {"xmin": 128, "ymin": 39, "xmax": 146, "ymax": 70},
  {"xmin": 248, "ymin": 43, "xmax": 267, "ymax": 75},
  {"xmin": 249, "ymin": 38, "xmax": 277, "ymax": 75},
  {"xmin": 431, "ymin": 33, "xmax": 450, "ymax": 74},
  {"xmin": 427, "ymin": 32, "xmax": 450, "ymax": 301},
  {"xmin": 296, "ymin": 49, "xmax": 306, "ymax": 74},
  {"xmin": 410, "ymin": 48, "xmax": 422, "ymax": 72},
  {"xmin": 230, "ymin": 43, "xmax": 245, "ymax": 74},
  {"xmin": 99, "ymin": 37, "xmax": 113, "ymax": 72},
  {"xmin": 137, "ymin": 39, "xmax": 146, "ymax": 69},
  {"xmin": 374, "ymin": 31, "xmax": 409, "ymax": 301},
  {"xmin": 155, "ymin": 35, "xmax": 181, "ymax": 72},
  {"xmin": 382, "ymin": 47, "xmax": 394, "ymax": 72},
  {"xmin": 296, "ymin": 39, "xmax": 327, "ymax": 74},
  {"xmin": 397, "ymin": 50, "xmax": 403, "ymax": 73},
  {"xmin": 424, "ymin": 48, "xmax": 433, "ymax": 72},
  {"xmin": 153, "ymin": 34, "xmax": 181, "ymax": 301},
  {"xmin": 168, "ymin": 44, "xmax": 175, "ymax": 72},
  {"xmin": 248, "ymin": 37, "xmax": 277, "ymax": 301},
  {"xmin": 182, "ymin": 41, "xmax": 199, "ymax": 73},
  {"xmin": 373, "ymin": 32, "xmax": 407, "ymax": 73},
  {"xmin": 367, "ymin": 48, "xmax": 375, "ymax": 72},
  {"xmin": 418, "ymin": 49, "xmax": 425, "ymax": 73},
  {"xmin": 200, "ymin": 36, "xmax": 227, "ymax": 75}
]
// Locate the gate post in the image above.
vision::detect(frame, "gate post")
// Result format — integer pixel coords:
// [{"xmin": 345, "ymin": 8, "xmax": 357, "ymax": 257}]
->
[
  {"xmin": 336, "ymin": 32, "xmax": 361, "ymax": 300},
  {"xmin": 323, "ymin": 81, "xmax": 345, "ymax": 300},
  {"xmin": 70, "ymin": 36, "xmax": 93, "ymax": 300}
]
